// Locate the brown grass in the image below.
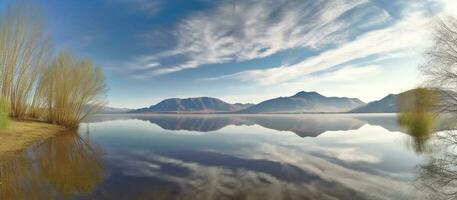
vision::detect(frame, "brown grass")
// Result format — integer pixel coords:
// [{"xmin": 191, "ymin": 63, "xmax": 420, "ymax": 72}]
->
[{"xmin": 0, "ymin": 120, "xmax": 64, "ymax": 156}]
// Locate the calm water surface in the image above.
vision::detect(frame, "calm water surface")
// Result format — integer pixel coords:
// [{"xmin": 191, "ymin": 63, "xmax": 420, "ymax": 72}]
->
[{"xmin": 1, "ymin": 114, "xmax": 456, "ymax": 200}]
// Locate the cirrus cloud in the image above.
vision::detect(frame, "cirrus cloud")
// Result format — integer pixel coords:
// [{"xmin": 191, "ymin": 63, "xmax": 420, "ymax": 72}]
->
[{"xmin": 131, "ymin": 0, "xmax": 394, "ymax": 75}]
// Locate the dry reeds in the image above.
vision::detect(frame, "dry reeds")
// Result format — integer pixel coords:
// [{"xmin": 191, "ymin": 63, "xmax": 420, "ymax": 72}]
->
[
  {"xmin": 0, "ymin": 4, "xmax": 106, "ymax": 130},
  {"xmin": 0, "ymin": 4, "xmax": 51, "ymax": 118},
  {"xmin": 0, "ymin": 97, "xmax": 9, "ymax": 129},
  {"xmin": 34, "ymin": 51, "xmax": 106, "ymax": 129}
]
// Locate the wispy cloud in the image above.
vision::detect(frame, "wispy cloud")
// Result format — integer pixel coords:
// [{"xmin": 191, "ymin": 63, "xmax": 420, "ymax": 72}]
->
[
  {"xmin": 107, "ymin": 130, "xmax": 422, "ymax": 199},
  {"xmin": 117, "ymin": 0, "xmax": 452, "ymax": 102},
  {"xmin": 133, "ymin": 0, "xmax": 393, "ymax": 75},
  {"xmin": 203, "ymin": 2, "xmax": 437, "ymax": 86},
  {"xmin": 113, "ymin": 0, "xmax": 161, "ymax": 16}
]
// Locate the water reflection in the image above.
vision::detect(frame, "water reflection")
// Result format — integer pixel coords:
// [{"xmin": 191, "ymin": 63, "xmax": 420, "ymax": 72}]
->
[
  {"xmin": 94, "ymin": 152, "xmax": 397, "ymax": 200},
  {"xmin": 2, "ymin": 113, "xmax": 457, "ymax": 200},
  {"xmin": 417, "ymin": 130, "xmax": 457, "ymax": 200},
  {"xmin": 394, "ymin": 88, "xmax": 457, "ymax": 199},
  {"xmin": 34, "ymin": 132, "xmax": 104, "ymax": 198},
  {"xmin": 89, "ymin": 114, "xmax": 382, "ymax": 137},
  {"xmin": 0, "ymin": 152, "xmax": 52, "ymax": 200},
  {"xmin": 398, "ymin": 113, "xmax": 437, "ymax": 154},
  {"xmin": 0, "ymin": 132, "xmax": 103, "ymax": 200},
  {"xmin": 88, "ymin": 113, "xmax": 453, "ymax": 138},
  {"xmin": 82, "ymin": 114, "xmax": 436, "ymax": 199},
  {"xmin": 137, "ymin": 115, "xmax": 246, "ymax": 132}
]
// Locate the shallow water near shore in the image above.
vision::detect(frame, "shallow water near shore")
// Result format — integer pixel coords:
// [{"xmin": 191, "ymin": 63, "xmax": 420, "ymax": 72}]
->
[{"xmin": 1, "ymin": 114, "xmax": 456, "ymax": 200}]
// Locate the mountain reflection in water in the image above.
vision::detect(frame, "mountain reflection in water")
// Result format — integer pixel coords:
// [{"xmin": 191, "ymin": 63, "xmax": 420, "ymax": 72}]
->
[
  {"xmin": 86, "ymin": 114, "xmax": 406, "ymax": 137},
  {"xmin": 1, "ymin": 114, "xmax": 456, "ymax": 200}
]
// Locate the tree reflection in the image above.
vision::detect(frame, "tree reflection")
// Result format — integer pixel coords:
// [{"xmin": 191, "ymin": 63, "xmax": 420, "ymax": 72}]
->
[
  {"xmin": 34, "ymin": 132, "xmax": 104, "ymax": 198},
  {"xmin": 0, "ymin": 153, "xmax": 52, "ymax": 200},
  {"xmin": 0, "ymin": 132, "xmax": 103, "ymax": 199},
  {"xmin": 417, "ymin": 130, "xmax": 457, "ymax": 200}
]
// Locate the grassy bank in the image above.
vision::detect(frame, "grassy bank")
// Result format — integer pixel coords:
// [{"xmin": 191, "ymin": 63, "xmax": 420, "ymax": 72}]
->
[{"xmin": 0, "ymin": 120, "xmax": 65, "ymax": 157}]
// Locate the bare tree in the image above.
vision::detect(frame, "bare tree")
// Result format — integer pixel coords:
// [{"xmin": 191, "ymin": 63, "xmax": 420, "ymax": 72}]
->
[{"xmin": 420, "ymin": 16, "xmax": 457, "ymax": 113}]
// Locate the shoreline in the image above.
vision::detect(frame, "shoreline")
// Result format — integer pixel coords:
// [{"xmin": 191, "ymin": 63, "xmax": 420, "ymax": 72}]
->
[
  {"xmin": 0, "ymin": 120, "xmax": 66, "ymax": 158},
  {"xmin": 97, "ymin": 112, "xmax": 398, "ymax": 115}
]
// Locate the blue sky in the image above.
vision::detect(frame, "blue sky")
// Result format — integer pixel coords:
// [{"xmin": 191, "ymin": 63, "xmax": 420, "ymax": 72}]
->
[{"xmin": 1, "ymin": 0, "xmax": 456, "ymax": 108}]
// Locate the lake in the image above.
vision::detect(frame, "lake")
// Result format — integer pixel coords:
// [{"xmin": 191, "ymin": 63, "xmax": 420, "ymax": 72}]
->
[{"xmin": 1, "ymin": 114, "xmax": 456, "ymax": 200}]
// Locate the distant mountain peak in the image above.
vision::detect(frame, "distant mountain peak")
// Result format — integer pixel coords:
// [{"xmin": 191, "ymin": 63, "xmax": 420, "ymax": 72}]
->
[{"xmin": 292, "ymin": 91, "xmax": 321, "ymax": 98}]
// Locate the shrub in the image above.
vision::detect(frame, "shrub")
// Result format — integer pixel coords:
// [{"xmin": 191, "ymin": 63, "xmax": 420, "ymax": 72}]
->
[
  {"xmin": 397, "ymin": 88, "xmax": 438, "ymax": 136},
  {"xmin": 397, "ymin": 88, "xmax": 438, "ymax": 153},
  {"xmin": 0, "ymin": 4, "xmax": 106, "ymax": 130},
  {"xmin": 0, "ymin": 4, "xmax": 51, "ymax": 118},
  {"xmin": 34, "ymin": 51, "xmax": 106, "ymax": 129}
]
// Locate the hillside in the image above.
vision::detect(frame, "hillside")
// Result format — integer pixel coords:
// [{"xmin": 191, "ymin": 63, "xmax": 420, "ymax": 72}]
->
[
  {"xmin": 239, "ymin": 91, "xmax": 365, "ymax": 113},
  {"xmin": 131, "ymin": 97, "xmax": 252, "ymax": 113}
]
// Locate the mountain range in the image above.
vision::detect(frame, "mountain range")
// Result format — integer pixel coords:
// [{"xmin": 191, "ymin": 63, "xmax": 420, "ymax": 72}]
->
[
  {"xmin": 350, "ymin": 89, "xmax": 442, "ymax": 113},
  {"xmin": 240, "ymin": 91, "xmax": 365, "ymax": 113},
  {"xmin": 129, "ymin": 97, "xmax": 253, "ymax": 113},
  {"xmin": 103, "ymin": 89, "xmax": 426, "ymax": 114},
  {"xmin": 350, "ymin": 94, "xmax": 398, "ymax": 113},
  {"xmin": 100, "ymin": 106, "xmax": 133, "ymax": 114}
]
